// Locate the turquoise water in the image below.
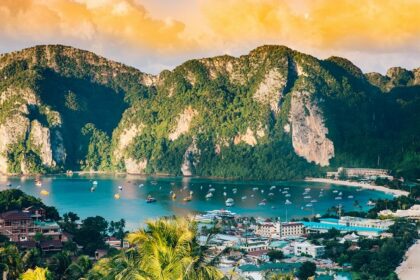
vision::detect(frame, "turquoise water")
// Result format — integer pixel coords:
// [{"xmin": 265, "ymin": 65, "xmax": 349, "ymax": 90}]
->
[{"xmin": 0, "ymin": 175, "xmax": 391, "ymax": 230}]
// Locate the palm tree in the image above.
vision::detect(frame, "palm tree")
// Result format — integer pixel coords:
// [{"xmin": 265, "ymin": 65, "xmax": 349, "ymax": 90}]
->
[
  {"xmin": 264, "ymin": 272, "xmax": 294, "ymax": 280},
  {"xmin": 0, "ymin": 245, "xmax": 24, "ymax": 279},
  {"xmin": 89, "ymin": 217, "xmax": 223, "ymax": 280},
  {"xmin": 20, "ymin": 267, "xmax": 51, "ymax": 280}
]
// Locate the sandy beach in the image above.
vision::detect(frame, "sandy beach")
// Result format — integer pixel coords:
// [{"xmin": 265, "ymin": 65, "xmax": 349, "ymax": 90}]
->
[
  {"xmin": 305, "ymin": 178, "xmax": 409, "ymax": 197},
  {"xmin": 396, "ymin": 240, "xmax": 420, "ymax": 280}
]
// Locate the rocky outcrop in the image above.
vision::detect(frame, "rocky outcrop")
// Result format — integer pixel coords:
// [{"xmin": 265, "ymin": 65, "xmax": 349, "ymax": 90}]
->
[
  {"xmin": 169, "ymin": 107, "xmax": 198, "ymax": 141},
  {"xmin": 233, "ymin": 127, "xmax": 265, "ymax": 146},
  {"xmin": 253, "ymin": 69, "xmax": 287, "ymax": 113},
  {"xmin": 290, "ymin": 91, "xmax": 334, "ymax": 166},
  {"xmin": 114, "ymin": 124, "xmax": 144, "ymax": 161},
  {"xmin": 124, "ymin": 157, "xmax": 148, "ymax": 174},
  {"xmin": 181, "ymin": 139, "xmax": 200, "ymax": 176}
]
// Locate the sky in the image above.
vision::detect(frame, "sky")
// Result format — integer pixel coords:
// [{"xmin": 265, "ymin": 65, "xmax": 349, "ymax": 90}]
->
[{"xmin": 0, "ymin": 0, "xmax": 419, "ymax": 74}]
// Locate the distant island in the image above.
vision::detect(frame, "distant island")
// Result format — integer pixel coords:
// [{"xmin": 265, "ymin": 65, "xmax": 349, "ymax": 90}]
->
[{"xmin": 0, "ymin": 45, "xmax": 419, "ymax": 180}]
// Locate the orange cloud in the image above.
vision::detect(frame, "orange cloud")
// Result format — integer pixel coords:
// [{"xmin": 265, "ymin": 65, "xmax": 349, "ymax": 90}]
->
[
  {"xmin": 0, "ymin": 0, "xmax": 191, "ymax": 51},
  {"xmin": 201, "ymin": 0, "xmax": 420, "ymax": 52}
]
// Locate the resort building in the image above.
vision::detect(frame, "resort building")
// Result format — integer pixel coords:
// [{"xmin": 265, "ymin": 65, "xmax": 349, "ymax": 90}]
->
[
  {"xmin": 256, "ymin": 221, "xmax": 305, "ymax": 238},
  {"xmin": 280, "ymin": 222, "xmax": 305, "ymax": 238},
  {"xmin": 0, "ymin": 210, "xmax": 62, "ymax": 242},
  {"xmin": 294, "ymin": 241, "xmax": 325, "ymax": 258},
  {"xmin": 238, "ymin": 238, "xmax": 269, "ymax": 252},
  {"xmin": 327, "ymin": 167, "xmax": 392, "ymax": 180},
  {"xmin": 379, "ymin": 205, "xmax": 420, "ymax": 220},
  {"xmin": 301, "ymin": 217, "xmax": 391, "ymax": 237}
]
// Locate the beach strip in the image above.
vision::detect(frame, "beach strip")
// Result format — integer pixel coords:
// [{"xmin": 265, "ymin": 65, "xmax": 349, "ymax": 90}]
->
[
  {"xmin": 305, "ymin": 178, "xmax": 409, "ymax": 197},
  {"xmin": 396, "ymin": 240, "xmax": 420, "ymax": 280}
]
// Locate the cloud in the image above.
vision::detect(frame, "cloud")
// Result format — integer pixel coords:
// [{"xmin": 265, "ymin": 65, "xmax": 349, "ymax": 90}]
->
[
  {"xmin": 0, "ymin": 0, "xmax": 191, "ymax": 51},
  {"xmin": 201, "ymin": 0, "xmax": 420, "ymax": 52}
]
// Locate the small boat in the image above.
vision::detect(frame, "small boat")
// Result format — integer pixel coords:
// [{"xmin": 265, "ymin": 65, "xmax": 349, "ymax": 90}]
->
[
  {"xmin": 348, "ymin": 195, "xmax": 354, "ymax": 199},
  {"xmin": 270, "ymin": 186, "xmax": 276, "ymax": 190},
  {"xmin": 205, "ymin": 193, "xmax": 213, "ymax": 199},
  {"xmin": 252, "ymin": 187, "xmax": 259, "ymax": 191},
  {"xmin": 223, "ymin": 186, "xmax": 226, "ymax": 190},
  {"xmin": 335, "ymin": 196, "xmax": 342, "ymax": 200},
  {"xmin": 90, "ymin": 187, "xmax": 96, "ymax": 192},
  {"xmin": 261, "ymin": 190, "xmax": 264, "ymax": 194},
  {"xmin": 305, "ymin": 187, "xmax": 311, "ymax": 191},
  {"xmin": 151, "ymin": 181, "xmax": 158, "ymax": 185},
  {"xmin": 306, "ymin": 203, "xmax": 313, "ymax": 207},
  {"xmin": 332, "ymin": 190, "xmax": 338, "ymax": 193},
  {"xmin": 304, "ymin": 195, "xmax": 311, "ymax": 199},
  {"xmin": 200, "ymin": 186, "xmax": 203, "ymax": 190},
  {"xmin": 114, "ymin": 193, "xmax": 120, "ymax": 199},
  {"xmin": 258, "ymin": 201, "xmax": 266, "ymax": 206},
  {"xmin": 146, "ymin": 195, "xmax": 157, "ymax": 203},
  {"xmin": 285, "ymin": 199, "xmax": 292, "ymax": 205},
  {"xmin": 285, "ymin": 194, "xmax": 291, "ymax": 197},
  {"xmin": 232, "ymin": 188, "xmax": 238, "ymax": 193},
  {"xmin": 250, "ymin": 194, "xmax": 254, "ymax": 198},
  {"xmin": 183, "ymin": 196, "xmax": 192, "ymax": 202},
  {"xmin": 367, "ymin": 200, "xmax": 376, "ymax": 206},
  {"xmin": 282, "ymin": 191, "xmax": 288, "ymax": 194},
  {"xmin": 40, "ymin": 189, "xmax": 49, "ymax": 196},
  {"xmin": 338, "ymin": 192, "xmax": 343, "ymax": 196},
  {"xmin": 172, "ymin": 193, "xmax": 177, "ymax": 200},
  {"xmin": 268, "ymin": 193, "xmax": 274, "ymax": 196},
  {"xmin": 310, "ymin": 199, "xmax": 318, "ymax": 203},
  {"xmin": 118, "ymin": 186, "xmax": 123, "ymax": 191},
  {"xmin": 225, "ymin": 198, "xmax": 235, "ymax": 207},
  {"xmin": 241, "ymin": 196, "xmax": 247, "ymax": 200},
  {"xmin": 35, "ymin": 181, "xmax": 42, "ymax": 187},
  {"xmin": 139, "ymin": 184, "xmax": 144, "ymax": 188},
  {"xmin": 209, "ymin": 188, "xmax": 216, "ymax": 192},
  {"xmin": 284, "ymin": 187, "xmax": 289, "ymax": 190},
  {"xmin": 92, "ymin": 181, "xmax": 98, "ymax": 185},
  {"xmin": 7, "ymin": 182, "xmax": 12, "ymax": 187},
  {"xmin": 223, "ymin": 192, "xmax": 227, "ymax": 197}
]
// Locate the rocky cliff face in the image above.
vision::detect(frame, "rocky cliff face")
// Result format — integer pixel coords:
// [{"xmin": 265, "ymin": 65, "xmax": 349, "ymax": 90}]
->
[{"xmin": 0, "ymin": 44, "xmax": 418, "ymax": 179}]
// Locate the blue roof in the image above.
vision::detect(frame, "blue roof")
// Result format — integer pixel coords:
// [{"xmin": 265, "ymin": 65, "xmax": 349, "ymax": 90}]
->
[
  {"xmin": 301, "ymin": 221, "xmax": 384, "ymax": 233},
  {"xmin": 319, "ymin": 218, "xmax": 340, "ymax": 223}
]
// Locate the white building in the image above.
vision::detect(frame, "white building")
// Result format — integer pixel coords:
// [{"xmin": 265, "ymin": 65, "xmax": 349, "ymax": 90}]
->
[
  {"xmin": 239, "ymin": 238, "xmax": 269, "ymax": 252},
  {"xmin": 379, "ymin": 205, "xmax": 420, "ymax": 220},
  {"xmin": 339, "ymin": 216, "xmax": 394, "ymax": 230},
  {"xmin": 294, "ymin": 241, "xmax": 325, "ymax": 258},
  {"xmin": 327, "ymin": 167, "xmax": 393, "ymax": 180},
  {"xmin": 280, "ymin": 222, "xmax": 305, "ymax": 238},
  {"xmin": 256, "ymin": 221, "xmax": 305, "ymax": 238}
]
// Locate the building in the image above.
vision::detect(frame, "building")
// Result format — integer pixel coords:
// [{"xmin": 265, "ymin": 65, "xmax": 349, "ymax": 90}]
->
[
  {"xmin": 0, "ymin": 210, "xmax": 62, "ymax": 242},
  {"xmin": 327, "ymin": 167, "xmax": 392, "ymax": 180},
  {"xmin": 280, "ymin": 222, "xmax": 305, "ymax": 238},
  {"xmin": 338, "ymin": 216, "xmax": 394, "ymax": 230},
  {"xmin": 379, "ymin": 205, "xmax": 420, "ymax": 220},
  {"xmin": 238, "ymin": 238, "xmax": 269, "ymax": 252},
  {"xmin": 0, "ymin": 211, "xmax": 36, "ymax": 242},
  {"xmin": 255, "ymin": 222, "xmax": 279, "ymax": 238},
  {"xmin": 294, "ymin": 241, "xmax": 325, "ymax": 258},
  {"xmin": 256, "ymin": 221, "xmax": 305, "ymax": 239},
  {"xmin": 301, "ymin": 217, "xmax": 389, "ymax": 237}
]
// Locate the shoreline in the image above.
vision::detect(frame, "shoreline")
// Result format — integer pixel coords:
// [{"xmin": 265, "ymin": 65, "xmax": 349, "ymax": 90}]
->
[
  {"xmin": 305, "ymin": 177, "xmax": 409, "ymax": 197},
  {"xmin": 396, "ymin": 240, "xmax": 420, "ymax": 280}
]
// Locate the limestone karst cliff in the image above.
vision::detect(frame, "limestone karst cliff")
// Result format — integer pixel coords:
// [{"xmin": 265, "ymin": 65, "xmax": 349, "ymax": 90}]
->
[{"xmin": 0, "ymin": 45, "xmax": 418, "ymax": 179}]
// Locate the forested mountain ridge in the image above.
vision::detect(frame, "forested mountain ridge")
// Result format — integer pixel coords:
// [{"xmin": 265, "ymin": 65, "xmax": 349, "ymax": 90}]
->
[{"xmin": 0, "ymin": 45, "xmax": 418, "ymax": 179}]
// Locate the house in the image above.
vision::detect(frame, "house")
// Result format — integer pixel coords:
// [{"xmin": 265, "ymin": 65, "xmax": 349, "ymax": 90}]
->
[
  {"xmin": 294, "ymin": 241, "xmax": 325, "ymax": 258},
  {"xmin": 238, "ymin": 238, "xmax": 269, "ymax": 252},
  {"xmin": 0, "ymin": 211, "xmax": 35, "ymax": 241},
  {"xmin": 280, "ymin": 222, "xmax": 305, "ymax": 238},
  {"xmin": 256, "ymin": 222, "xmax": 279, "ymax": 238},
  {"xmin": 105, "ymin": 236, "xmax": 129, "ymax": 249},
  {"xmin": 40, "ymin": 240, "xmax": 63, "ymax": 253}
]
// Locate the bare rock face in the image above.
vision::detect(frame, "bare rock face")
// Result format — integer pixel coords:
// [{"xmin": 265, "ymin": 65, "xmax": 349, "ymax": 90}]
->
[
  {"xmin": 253, "ymin": 69, "xmax": 287, "ymax": 113},
  {"xmin": 29, "ymin": 120, "xmax": 55, "ymax": 167},
  {"xmin": 290, "ymin": 91, "xmax": 334, "ymax": 166},
  {"xmin": 114, "ymin": 124, "xmax": 144, "ymax": 161},
  {"xmin": 169, "ymin": 107, "xmax": 198, "ymax": 141},
  {"xmin": 181, "ymin": 139, "xmax": 200, "ymax": 176},
  {"xmin": 124, "ymin": 157, "xmax": 148, "ymax": 174},
  {"xmin": 0, "ymin": 114, "xmax": 30, "ymax": 174},
  {"xmin": 233, "ymin": 127, "xmax": 265, "ymax": 146}
]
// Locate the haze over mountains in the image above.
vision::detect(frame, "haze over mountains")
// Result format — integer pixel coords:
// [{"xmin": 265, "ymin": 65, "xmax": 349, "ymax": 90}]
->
[{"xmin": 0, "ymin": 45, "xmax": 418, "ymax": 179}]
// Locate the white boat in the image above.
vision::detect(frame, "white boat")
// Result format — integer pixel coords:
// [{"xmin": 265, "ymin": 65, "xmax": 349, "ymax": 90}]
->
[
  {"xmin": 367, "ymin": 200, "xmax": 376, "ymax": 206},
  {"xmin": 284, "ymin": 187, "xmax": 289, "ymax": 190},
  {"xmin": 332, "ymin": 190, "xmax": 338, "ymax": 193},
  {"xmin": 282, "ymin": 191, "xmax": 288, "ymax": 194},
  {"xmin": 90, "ymin": 187, "xmax": 96, "ymax": 192},
  {"xmin": 223, "ymin": 192, "xmax": 227, "ymax": 197},
  {"xmin": 209, "ymin": 188, "xmax": 216, "ymax": 192},
  {"xmin": 139, "ymin": 184, "xmax": 144, "ymax": 188},
  {"xmin": 306, "ymin": 203, "xmax": 313, "ymax": 207},
  {"xmin": 93, "ymin": 181, "xmax": 98, "ymax": 185},
  {"xmin": 258, "ymin": 201, "xmax": 266, "ymax": 206},
  {"xmin": 241, "ymin": 196, "xmax": 247, "ymax": 200},
  {"xmin": 285, "ymin": 199, "xmax": 292, "ymax": 205},
  {"xmin": 348, "ymin": 195, "xmax": 354, "ymax": 199},
  {"xmin": 250, "ymin": 194, "xmax": 255, "ymax": 198},
  {"xmin": 118, "ymin": 186, "xmax": 123, "ymax": 190},
  {"xmin": 305, "ymin": 187, "xmax": 311, "ymax": 191},
  {"xmin": 270, "ymin": 186, "xmax": 276, "ymax": 190},
  {"xmin": 338, "ymin": 192, "xmax": 343, "ymax": 196},
  {"xmin": 304, "ymin": 195, "xmax": 311, "ymax": 199},
  {"xmin": 285, "ymin": 194, "xmax": 291, "ymax": 197},
  {"xmin": 232, "ymin": 188, "xmax": 238, "ymax": 193},
  {"xmin": 335, "ymin": 196, "xmax": 342, "ymax": 200},
  {"xmin": 310, "ymin": 199, "xmax": 318, "ymax": 203},
  {"xmin": 268, "ymin": 193, "xmax": 274, "ymax": 196},
  {"xmin": 225, "ymin": 198, "xmax": 235, "ymax": 207},
  {"xmin": 252, "ymin": 187, "xmax": 259, "ymax": 191},
  {"xmin": 261, "ymin": 190, "xmax": 264, "ymax": 194},
  {"xmin": 205, "ymin": 193, "xmax": 213, "ymax": 199}
]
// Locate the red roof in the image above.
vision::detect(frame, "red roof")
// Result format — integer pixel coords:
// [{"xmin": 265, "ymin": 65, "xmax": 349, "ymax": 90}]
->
[
  {"xmin": 247, "ymin": 250, "xmax": 269, "ymax": 257},
  {"xmin": 0, "ymin": 211, "xmax": 32, "ymax": 220}
]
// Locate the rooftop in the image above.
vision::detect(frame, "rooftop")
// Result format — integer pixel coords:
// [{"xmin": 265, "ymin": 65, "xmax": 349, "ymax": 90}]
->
[
  {"xmin": 0, "ymin": 210, "xmax": 32, "ymax": 220},
  {"xmin": 301, "ymin": 221, "xmax": 384, "ymax": 233}
]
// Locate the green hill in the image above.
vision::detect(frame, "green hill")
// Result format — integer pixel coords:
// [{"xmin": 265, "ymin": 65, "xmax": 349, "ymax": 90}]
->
[{"xmin": 0, "ymin": 45, "xmax": 418, "ymax": 179}]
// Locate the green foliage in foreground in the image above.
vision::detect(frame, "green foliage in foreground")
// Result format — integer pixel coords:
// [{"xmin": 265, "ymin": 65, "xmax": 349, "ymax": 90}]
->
[{"xmin": 87, "ymin": 217, "xmax": 223, "ymax": 280}]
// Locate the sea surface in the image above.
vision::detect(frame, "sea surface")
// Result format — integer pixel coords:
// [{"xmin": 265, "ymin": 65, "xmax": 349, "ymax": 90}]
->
[{"xmin": 0, "ymin": 175, "xmax": 392, "ymax": 230}]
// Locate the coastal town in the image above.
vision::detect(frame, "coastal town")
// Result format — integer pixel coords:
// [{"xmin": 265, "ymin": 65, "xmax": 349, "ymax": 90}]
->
[{"xmin": 0, "ymin": 167, "xmax": 418, "ymax": 279}]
